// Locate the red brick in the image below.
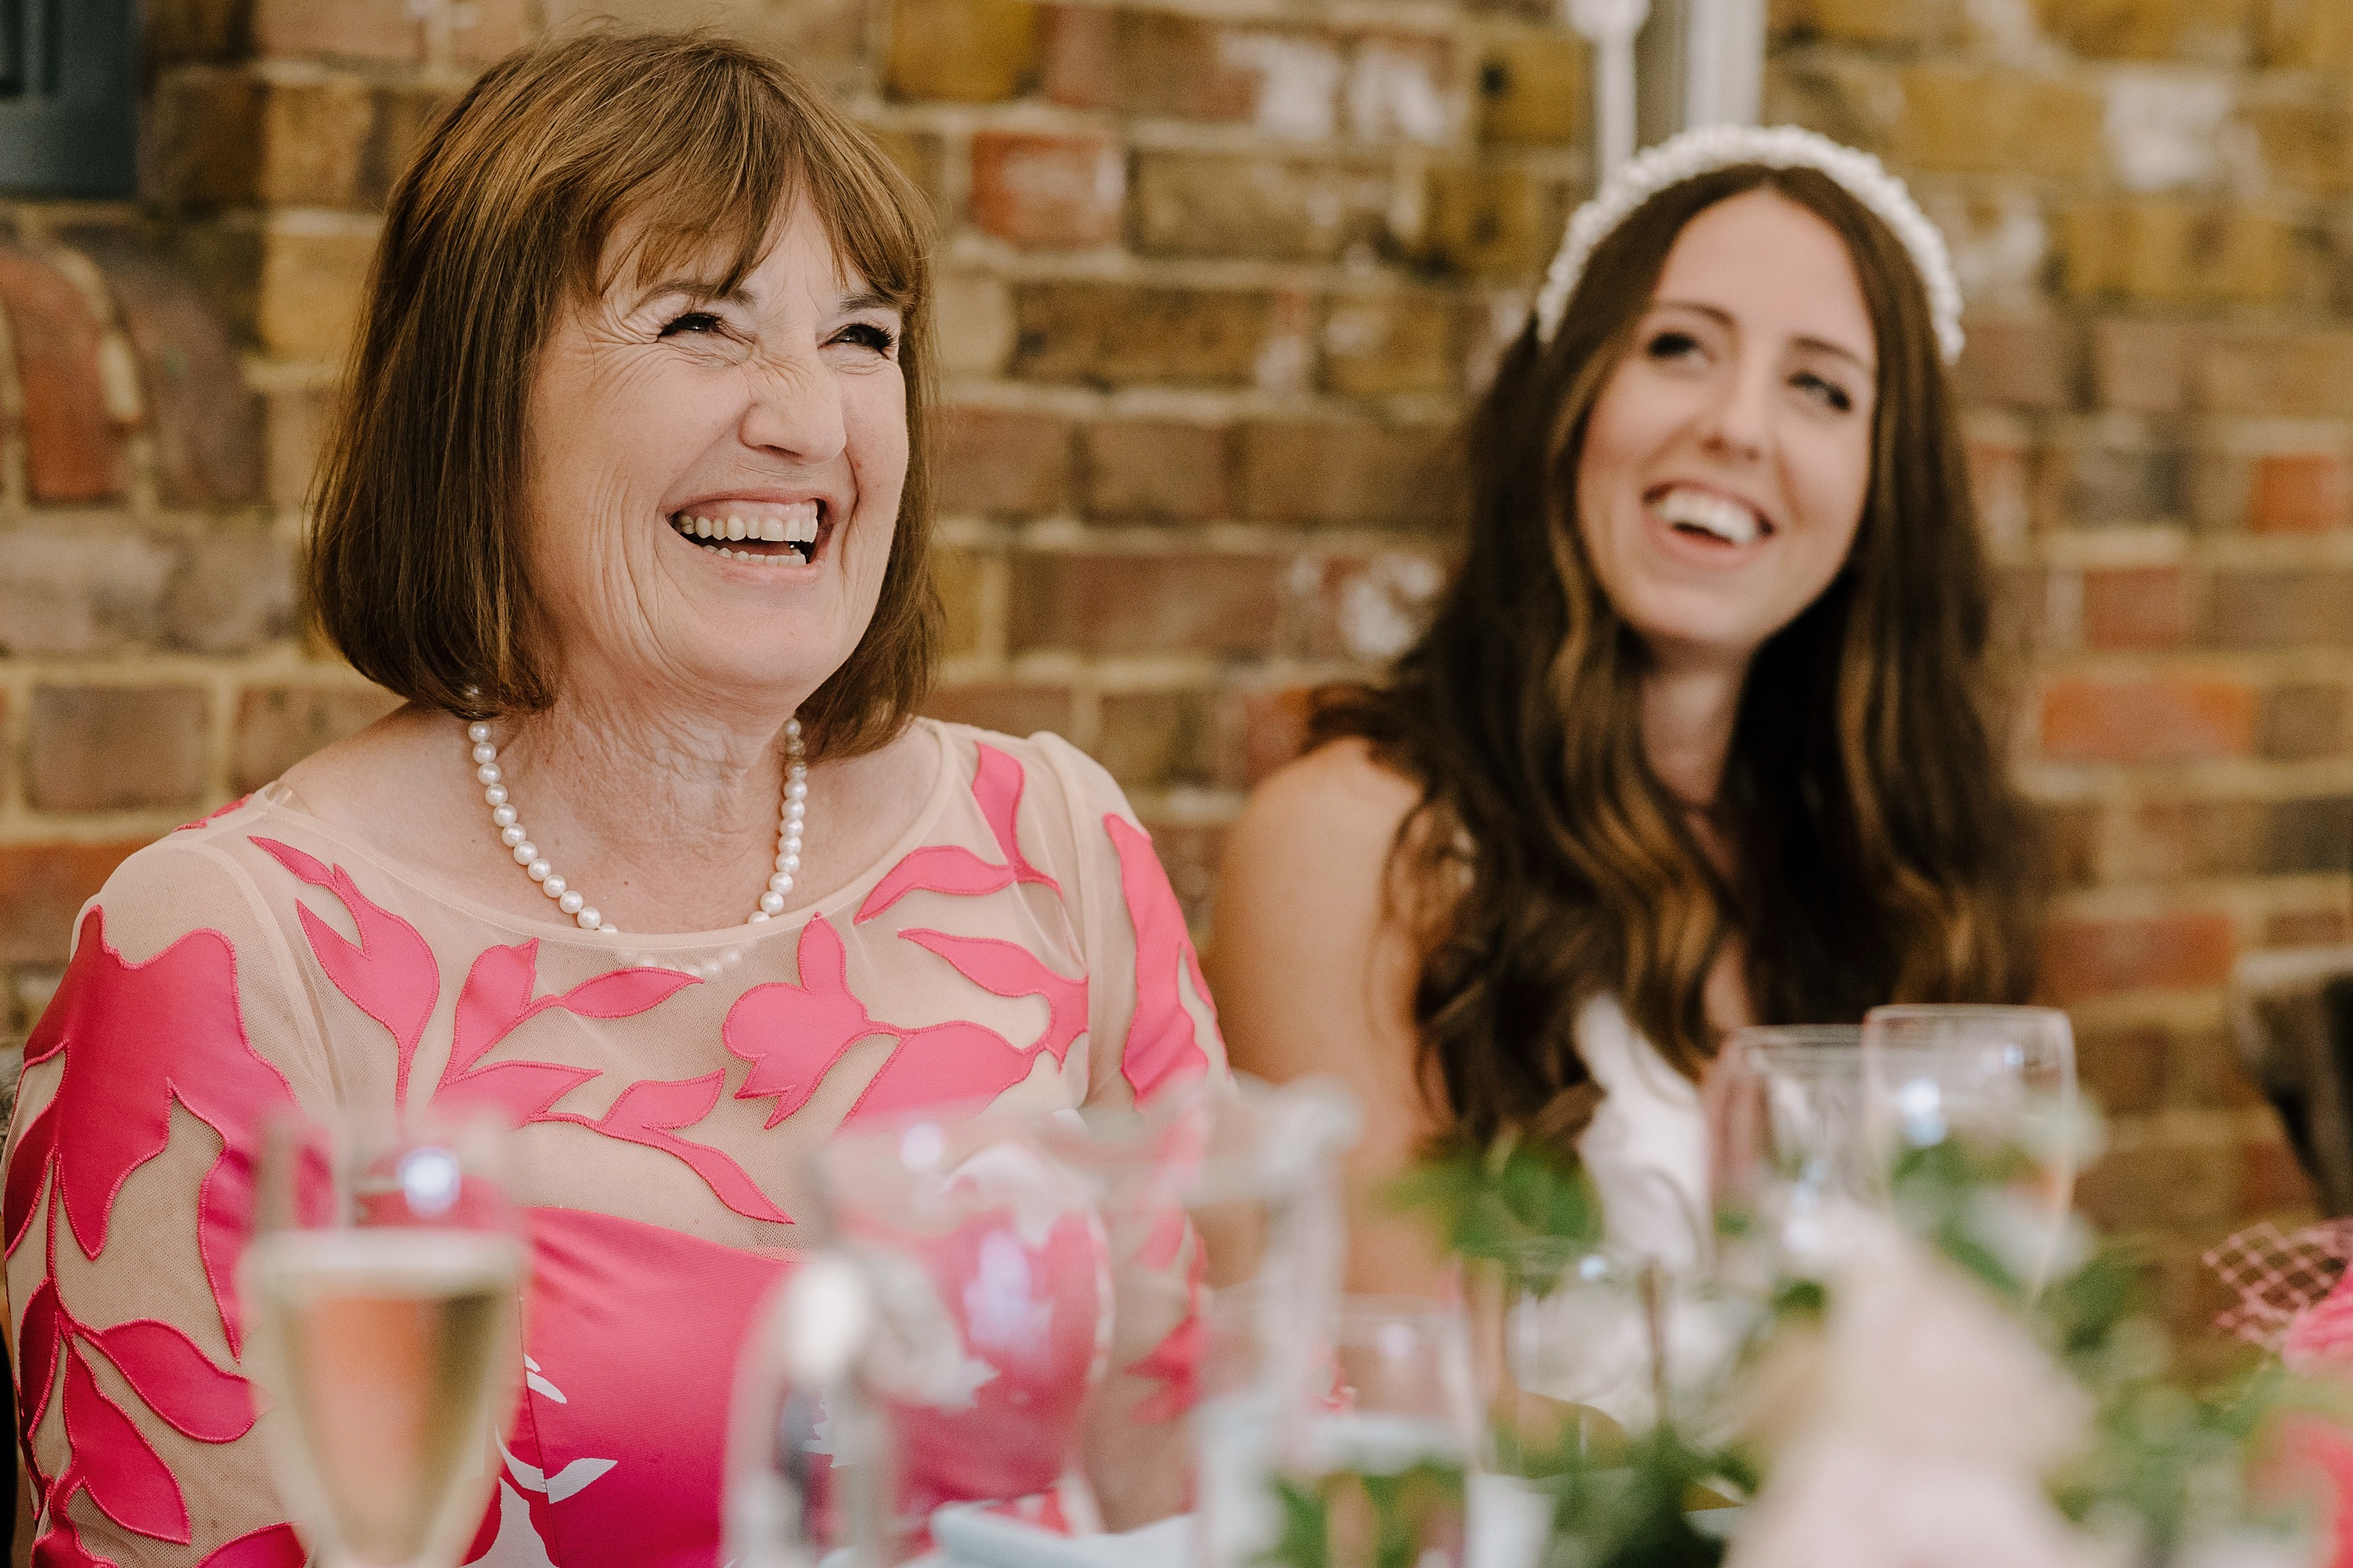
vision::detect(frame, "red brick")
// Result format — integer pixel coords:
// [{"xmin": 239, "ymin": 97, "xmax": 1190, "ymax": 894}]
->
[
  {"xmin": 0, "ymin": 524, "xmax": 177, "ymax": 656},
  {"xmin": 2038, "ymin": 671, "xmax": 2257, "ymax": 762},
  {"xmin": 2210, "ymin": 569, "xmax": 2353, "ymax": 649},
  {"xmin": 0, "ymin": 245, "xmax": 126, "ymax": 503},
  {"xmin": 938, "ymin": 407, "xmax": 1072, "ymax": 518},
  {"xmin": 28, "ymin": 686, "xmax": 211, "ymax": 813},
  {"xmin": 970, "ymin": 132, "xmax": 1125, "ymax": 249},
  {"xmin": 2266, "ymin": 908, "xmax": 2352, "ymax": 946},
  {"xmin": 2081, "ymin": 565, "xmax": 2193, "ymax": 650},
  {"xmin": 2034, "ymin": 800, "xmax": 2101, "ymax": 888},
  {"xmin": 2077, "ymin": 1141, "xmax": 2235, "ymax": 1230},
  {"xmin": 1234, "ymin": 419, "xmax": 1460, "ymax": 528},
  {"xmin": 1008, "ymin": 552, "xmax": 1284, "ymax": 657},
  {"xmin": 2039, "ymin": 911, "xmax": 2236, "ymax": 1001},
  {"xmin": 2073, "ymin": 1023, "xmax": 2168, "ymax": 1117},
  {"xmin": 2241, "ymin": 1136, "xmax": 2319, "ymax": 1215},
  {"xmin": 2246, "ymin": 452, "xmax": 2352, "ymax": 533},
  {"xmin": 161, "ymin": 531, "xmax": 298, "ymax": 653},
  {"xmin": 920, "ymin": 683, "xmax": 1073, "ymax": 739},
  {"xmin": 1045, "ymin": 8, "xmax": 1326, "ymax": 124},
  {"xmin": 1966, "ymin": 436, "xmax": 2033, "ymax": 546},
  {"xmin": 1950, "ymin": 313, "xmax": 2083, "ymax": 411},
  {"xmin": 232, "ymin": 686, "xmax": 401, "ymax": 793},
  {"xmin": 1099, "ymin": 691, "xmax": 1213, "ymax": 788},
  {"xmin": 1321, "ymin": 292, "xmax": 1457, "ymax": 398},
  {"xmin": 2196, "ymin": 329, "xmax": 2353, "ymax": 417},
  {"xmin": 934, "ymin": 546, "xmax": 988, "ymax": 658},
  {"xmin": 2036, "ymin": 423, "xmax": 2183, "ymax": 526},
  {"xmin": 1011, "ymin": 282, "xmax": 1273, "ymax": 388},
  {"xmin": 253, "ymin": 0, "xmax": 417, "ymax": 59},
  {"xmin": 76, "ymin": 235, "xmax": 261, "ymax": 508},
  {"xmin": 2260, "ymin": 682, "xmax": 2346, "ymax": 760},
  {"xmin": 1078, "ymin": 419, "xmax": 1226, "ymax": 524},
  {"xmin": 2106, "ymin": 798, "xmax": 2267, "ymax": 882},
  {"xmin": 0, "ymin": 841, "xmax": 149, "ymax": 965}
]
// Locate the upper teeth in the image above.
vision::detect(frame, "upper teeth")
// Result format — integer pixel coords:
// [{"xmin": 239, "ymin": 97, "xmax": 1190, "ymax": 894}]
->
[
  {"xmin": 1654, "ymin": 488, "xmax": 1761, "ymax": 546},
  {"xmin": 678, "ymin": 503, "xmax": 820, "ymax": 544}
]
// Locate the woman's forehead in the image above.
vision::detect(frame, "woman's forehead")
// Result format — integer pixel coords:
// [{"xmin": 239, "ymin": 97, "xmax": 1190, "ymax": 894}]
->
[
  {"xmin": 598, "ymin": 198, "xmax": 876, "ymax": 308},
  {"xmin": 1652, "ymin": 190, "xmax": 1874, "ymax": 360}
]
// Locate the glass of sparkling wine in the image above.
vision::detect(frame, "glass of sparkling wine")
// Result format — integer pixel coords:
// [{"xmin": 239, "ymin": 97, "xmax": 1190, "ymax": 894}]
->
[{"xmin": 243, "ymin": 1110, "xmax": 526, "ymax": 1568}]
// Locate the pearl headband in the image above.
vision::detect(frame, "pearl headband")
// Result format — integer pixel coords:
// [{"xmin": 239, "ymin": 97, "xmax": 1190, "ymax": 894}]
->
[{"xmin": 1532, "ymin": 123, "xmax": 1966, "ymax": 366}]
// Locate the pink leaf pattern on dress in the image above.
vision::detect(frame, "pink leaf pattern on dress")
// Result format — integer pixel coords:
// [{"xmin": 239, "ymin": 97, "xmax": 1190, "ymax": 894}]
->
[
  {"xmin": 81, "ymin": 1320, "xmax": 256, "ymax": 1444},
  {"xmin": 58, "ymin": 1343, "xmax": 190, "ymax": 1544},
  {"xmin": 857, "ymin": 744, "xmax": 1061, "ymax": 922},
  {"xmin": 19, "ymin": 1276, "xmax": 63, "ymax": 1451},
  {"xmin": 254, "ymin": 837, "xmax": 440, "ymax": 1106},
  {"xmin": 547, "ymin": 1074, "xmax": 791, "ymax": 1225},
  {"xmin": 724, "ymin": 917, "xmax": 891, "ymax": 1128},
  {"xmin": 198, "ymin": 1524, "xmax": 307, "ymax": 1568},
  {"xmin": 1104, "ymin": 815, "xmax": 1215, "ymax": 1104},
  {"xmin": 30, "ymin": 1514, "xmax": 113, "ymax": 1568},
  {"xmin": 434, "ymin": 941, "xmax": 692, "ymax": 1125},
  {"xmin": 899, "ymin": 930, "xmax": 1088, "ymax": 1064},
  {"xmin": 843, "ymin": 1021, "xmax": 1037, "ymax": 1126}
]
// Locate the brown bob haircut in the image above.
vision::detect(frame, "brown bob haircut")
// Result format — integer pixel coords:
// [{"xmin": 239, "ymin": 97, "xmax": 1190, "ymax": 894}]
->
[{"xmin": 309, "ymin": 29, "xmax": 939, "ymax": 757}]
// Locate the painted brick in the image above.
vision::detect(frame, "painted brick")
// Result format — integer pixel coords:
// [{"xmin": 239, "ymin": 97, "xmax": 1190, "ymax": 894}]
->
[
  {"xmin": 1951, "ymin": 313, "xmax": 2083, "ymax": 411},
  {"xmin": 2037, "ymin": 671, "xmax": 2257, "ymax": 763},
  {"xmin": 887, "ymin": 0, "xmax": 1040, "ymax": 102},
  {"xmin": 2246, "ymin": 451, "xmax": 2352, "ymax": 533},
  {"xmin": 28, "ymin": 686, "xmax": 211, "ymax": 813},
  {"xmin": 2081, "ymin": 565, "xmax": 2193, "ymax": 650},
  {"xmin": 1078, "ymin": 420, "xmax": 1226, "ymax": 524},
  {"xmin": 1235, "ymin": 420, "xmax": 1460, "ymax": 529},
  {"xmin": 1099, "ymin": 691, "xmax": 1213, "ymax": 789},
  {"xmin": 1472, "ymin": 26, "xmax": 1584, "ymax": 146},
  {"xmin": 2260, "ymin": 683, "xmax": 2347, "ymax": 761},
  {"xmin": 1321, "ymin": 292, "xmax": 1458, "ymax": 399},
  {"xmin": 1896, "ymin": 66, "xmax": 2104, "ymax": 180},
  {"xmin": 0, "ymin": 245, "xmax": 126, "ymax": 503},
  {"xmin": 971, "ymin": 132, "xmax": 1125, "ymax": 250},
  {"xmin": 2089, "ymin": 317, "xmax": 2194, "ymax": 415},
  {"xmin": 2210, "ymin": 569, "xmax": 2353, "ymax": 649},
  {"xmin": 1010, "ymin": 282, "xmax": 1273, "ymax": 388},
  {"xmin": 78, "ymin": 235, "xmax": 262, "ymax": 509},
  {"xmin": 1132, "ymin": 153, "xmax": 1392, "ymax": 264},
  {"xmin": 0, "ymin": 842, "xmax": 149, "ymax": 966},
  {"xmin": 232, "ymin": 686, "xmax": 403, "ymax": 793},
  {"xmin": 2039, "ymin": 910, "xmax": 2236, "ymax": 1001},
  {"xmin": 938, "ymin": 407, "xmax": 1072, "ymax": 518},
  {"xmin": 1008, "ymin": 552, "xmax": 1285, "ymax": 658}
]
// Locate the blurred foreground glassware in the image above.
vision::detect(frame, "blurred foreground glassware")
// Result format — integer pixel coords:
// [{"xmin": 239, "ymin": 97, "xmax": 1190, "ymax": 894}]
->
[
  {"xmin": 243, "ymin": 1110, "xmax": 526, "ymax": 1568},
  {"xmin": 1860, "ymin": 1003, "xmax": 2078, "ymax": 1291},
  {"xmin": 721, "ymin": 1074, "xmax": 1360, "ymax": 1568},
  {"xmin": 1708, "ymin": 1025, "xmax": 1872, "ymax": 1266}
]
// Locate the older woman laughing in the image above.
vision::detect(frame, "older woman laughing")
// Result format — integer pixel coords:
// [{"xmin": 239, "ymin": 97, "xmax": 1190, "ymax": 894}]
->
[{"xmin": 7, "ymin": 31, "xmax": 1220, "ymax": 1568}]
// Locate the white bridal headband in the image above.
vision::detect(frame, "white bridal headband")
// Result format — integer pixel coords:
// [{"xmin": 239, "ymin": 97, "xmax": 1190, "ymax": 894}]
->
[{"xmin": 1532, "ymin": 123, "xmax": 1966, "ymax": 366}]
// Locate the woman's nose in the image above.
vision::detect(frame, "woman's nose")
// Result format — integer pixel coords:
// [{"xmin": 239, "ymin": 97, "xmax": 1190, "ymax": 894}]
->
[
  {"xmin": 1698, "ymin": 358, "xmax": 1772, "ymax": 462},
  {"xmin": 738, "ymin": 347, "xmax": 848, "ymax": 464}
]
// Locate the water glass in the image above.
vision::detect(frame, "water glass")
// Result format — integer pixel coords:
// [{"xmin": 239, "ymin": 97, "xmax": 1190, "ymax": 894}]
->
[
  {"xmin": 243, "ymin": 1110, "xmax": 526, "ymax": 1568},
  {"xmin": 1708, "ymin": 1025, "xmax": 1872, "ymax": 1264}
]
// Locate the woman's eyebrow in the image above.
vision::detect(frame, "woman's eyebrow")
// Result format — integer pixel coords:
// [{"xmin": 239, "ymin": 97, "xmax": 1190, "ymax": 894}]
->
[
  {"xmin": 837, "ymin": 288, "xmax": 898, "ymax": 314},
  {"xmin": 1651, "ymin": 298, "xmax": 1874, "ymax": 374},
  {"xmin": 631, "ymin": 278, "xmax": 750, "ymax": 312}
]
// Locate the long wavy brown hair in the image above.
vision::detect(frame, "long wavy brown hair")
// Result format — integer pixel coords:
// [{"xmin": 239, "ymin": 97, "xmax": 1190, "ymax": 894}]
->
[{"xmin": 1314, "ymin": 165, "xmax": 2039, "ymax": 1149}]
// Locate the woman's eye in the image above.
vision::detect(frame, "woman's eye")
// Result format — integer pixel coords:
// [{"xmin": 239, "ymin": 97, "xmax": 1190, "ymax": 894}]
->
[
  {"xmin": 1794, "ymin": 372, "xmax": 1853, "ymax": 413},
  {"xmin": 1644, "ymin": 330, "xmax": 1702, "ymax": 362},
  {"xmin": 657, "ymin": 311, "xmax": 725, "ymax": 339},
  {"xmin": 833, "ymin": 321, "xmax": 899, "ymax": 355}
]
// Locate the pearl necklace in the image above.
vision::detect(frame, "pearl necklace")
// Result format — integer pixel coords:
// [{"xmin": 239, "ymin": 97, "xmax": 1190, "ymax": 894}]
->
[{"xmin": 469, "ymin": 717, "xmax": 809, "ymax": 934}]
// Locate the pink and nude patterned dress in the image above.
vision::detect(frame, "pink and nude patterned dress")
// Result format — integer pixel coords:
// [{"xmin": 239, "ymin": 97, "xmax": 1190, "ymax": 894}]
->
[{"xmin": 6, "ymin": 720, "xmax": 1225, "ymax": 1567}]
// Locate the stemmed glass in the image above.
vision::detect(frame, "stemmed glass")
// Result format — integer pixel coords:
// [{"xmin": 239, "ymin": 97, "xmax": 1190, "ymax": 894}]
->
[
  {"xmin": 1708, "ymin": 1025, "xmax": 1873, "ymax": 1266},
  {"xmin": 243, "ymin": 1110, "xmax": 527, "ymax": 1568},
  {"xmin": 1859, "ymin": 1004, "xmax": 2079, "ymax": 1292}
]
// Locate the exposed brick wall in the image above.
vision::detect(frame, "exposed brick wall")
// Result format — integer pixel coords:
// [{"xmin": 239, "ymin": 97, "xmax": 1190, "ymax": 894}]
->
[{"xmin": 1, "ymin": 0, "xmax": 2346, "ymax": 1318}]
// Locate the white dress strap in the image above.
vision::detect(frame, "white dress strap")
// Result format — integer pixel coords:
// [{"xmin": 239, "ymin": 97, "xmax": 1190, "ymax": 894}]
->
[{"xmin": 1572, "ymin": 994, "xmax": 1712, "ymax": 1274}]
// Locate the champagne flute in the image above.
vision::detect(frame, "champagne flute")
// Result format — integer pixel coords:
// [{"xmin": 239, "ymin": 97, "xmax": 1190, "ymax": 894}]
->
[
  {"xmin": 1860, "ymin": 1004, "xmax": 2079, "ymax": 1291},
  {"xmin": 243, "ymin": 1110, "xmax": 526, "ymax": 1568}
]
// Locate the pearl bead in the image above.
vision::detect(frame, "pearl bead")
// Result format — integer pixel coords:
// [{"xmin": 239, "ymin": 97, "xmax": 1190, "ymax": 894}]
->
[
  {"xmin": 787, "ymin": 780, "xmax": 807, "ymax": 802},
  {"xmin": 512, "ymin": 842, "xmax": 537, "ymax": 864},
  {"xmin": 785, "ymin": 801, "xmax": 805, "ymax": 822},
  {"xmin": 785, "ymin": 718, "xmax": 802, "ymax": 739},
  {"xmin": 768, "ymin": 872, "xmax": 794, "ymax": 895},
  {"xmin": 500, "ymin": 825, "xmax": 527, "ymax": 848},
  {"xmin": 472, "ymin": 743, "xmax": 498, "ymax": 765},
  {"xmin": 542, "ymin": 874, "xmax": 566, "ymax": 898},
  {"xmin": 776, "ymin": 852, "xmax": 800, "ymax": 873},
  {"xmin": 559, "ymin": 890, "xmax": 585, "ymax": 915},
  {"xmin": 527, "ymin": 858, "xmax": 551, "ymax": 881},
  {"xmin": 467, "ymin": 722, "xmax": 490, "ymax": 743},
  {"xmin": 485, "ymin": 784, "xmax": 508, "ymax": 807},
  {"xmin": 758, "ymin": 891, "xmax": 785, "ymax": 915},
  {"xmin": 477, "ymin": 763, "xmax": 502, "ymax": 786},
  {"xmin": 575, "ymin": 907, "xmax": 600, "ymax": 930},
  {"xmin": 492, "ymin": 804, "xmax": 518, "ymax": 828},
  {"xmin": 701, "ymin": 960, "xmax": 723, "ymax": 978},
  {"xmin": 749, "ymin": 910, "xmax": 770, "ymax": 923}
]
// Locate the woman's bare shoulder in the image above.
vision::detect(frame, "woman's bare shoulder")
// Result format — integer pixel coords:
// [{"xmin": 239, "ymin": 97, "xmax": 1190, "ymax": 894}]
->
[
  {"xmin": 1230, "ymin": 738, "xmax": 1423, "ymax": 876},
  {"xmin": 276, "ymin": 702, "xmax": 471, "ymax": 848}
]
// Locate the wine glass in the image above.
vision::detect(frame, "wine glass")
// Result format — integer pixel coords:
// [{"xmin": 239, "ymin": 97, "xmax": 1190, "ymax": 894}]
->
[
  {"xmin": 243, "ymin": 1110, "xmax": 526, "ymax": 1568},
  {"xmin": 1860, "ymin": 1004, "xmax": 2079, "ymax": 1291},
  {"xmin": 1285, "ymin": 1297, "xmax": 1480, "ymax": 1568},
  {"xmin": 1708, "ymin": 1025, "xmax": 1872, "ymax": 1266}
]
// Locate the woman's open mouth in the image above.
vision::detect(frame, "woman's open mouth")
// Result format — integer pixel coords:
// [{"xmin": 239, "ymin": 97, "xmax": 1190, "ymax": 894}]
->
[
  {"xmin": 1646, "ymin": 484, "xmax": 1773, "ymax": 548},
  {"xmin": 668, "ymin": 501, "xmax": 828, "ymax": 566}
]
